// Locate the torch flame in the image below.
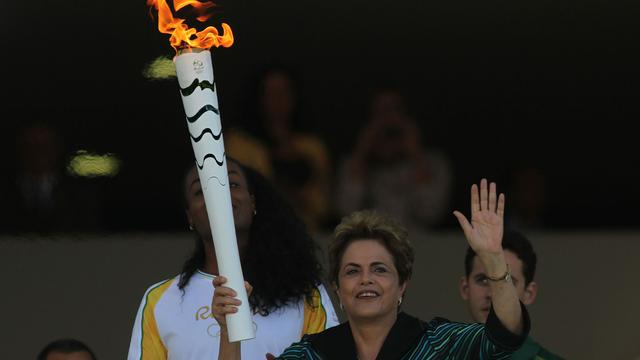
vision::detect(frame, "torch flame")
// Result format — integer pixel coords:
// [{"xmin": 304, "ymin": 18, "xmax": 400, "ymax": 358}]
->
[{"xmin": 148, "ymin": 0, "xmax": 233, "ymax": 51}]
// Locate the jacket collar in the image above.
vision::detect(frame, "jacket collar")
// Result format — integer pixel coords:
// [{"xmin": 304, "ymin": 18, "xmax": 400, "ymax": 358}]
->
[{"xmin": 308, "ymin": 312, "xmax": 427, "ymax": 360}]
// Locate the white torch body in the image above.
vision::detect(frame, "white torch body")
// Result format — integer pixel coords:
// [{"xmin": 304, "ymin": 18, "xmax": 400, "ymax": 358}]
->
[{"xmin": 175, "ymin": 49, "xmax": 255, "ymax": 342}]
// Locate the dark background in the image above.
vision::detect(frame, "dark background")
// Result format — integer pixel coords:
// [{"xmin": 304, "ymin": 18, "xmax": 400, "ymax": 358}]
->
[{"xmin": 1, "ymin": 0, "xmax": 638, "ymax": 232}]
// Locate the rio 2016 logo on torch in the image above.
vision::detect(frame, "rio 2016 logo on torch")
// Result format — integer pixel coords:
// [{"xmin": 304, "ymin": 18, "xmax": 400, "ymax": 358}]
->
[{"xmin": 193, "ymin": 59, "xmax": 205, "ymax": 74}]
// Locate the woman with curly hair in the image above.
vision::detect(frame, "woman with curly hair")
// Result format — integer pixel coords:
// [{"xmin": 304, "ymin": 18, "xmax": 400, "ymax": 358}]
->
[{"xmin": 127, "ymin": 158, "xmax": 338, "ymax": 360}]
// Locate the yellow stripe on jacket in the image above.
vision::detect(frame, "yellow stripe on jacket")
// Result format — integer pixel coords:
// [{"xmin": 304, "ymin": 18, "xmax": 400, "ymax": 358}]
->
[
  {"xmin": 140, "ymin": 279, "xmax": 174, "ymax": 360},
  {"xmin": 301, "ymin": 287, "xmax": 328, "ymax": 336}
]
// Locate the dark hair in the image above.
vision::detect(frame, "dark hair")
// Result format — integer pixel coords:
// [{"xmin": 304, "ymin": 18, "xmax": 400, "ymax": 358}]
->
[
  {"xmin": 329, "ymin": 210, "xmax": 414, "ymax": 287},
  {"xmin": 178, "ymin": 158, "xmax": 322, "ymax": 315},
  {"xmin": 464, "ymin": 229, "xmax": 538, "ymax": 285},
  {"xmin": 37, "ymin": 339, "xmax": 97, "ymax": 360}
]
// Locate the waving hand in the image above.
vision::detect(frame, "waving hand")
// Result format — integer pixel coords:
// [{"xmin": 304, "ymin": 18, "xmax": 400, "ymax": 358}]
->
[{"xmin": 453, "ymin": 178, "xmax": 505, "ymax": 256}]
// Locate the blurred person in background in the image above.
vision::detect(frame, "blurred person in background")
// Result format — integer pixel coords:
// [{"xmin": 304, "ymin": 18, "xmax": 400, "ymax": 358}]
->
[
  {"xmin": 336, "ymin": 84, "xmax": 452, "ymax": 232},
  {"xmin": 8, "ymin": 122, "xmax": 68, "ymax": 232},
  {"xmin": 240, "ymin": 64, "xmax": 331, "ymax": 232},
  {"xmin": 4, "ymin": 121, "xmax": 106, "ymax": 233},
  {"xmin": 508, "ymin": 165, "xmax": 548, "ymax": 229},
  {"xmin": 37, "ymin": 338, "xmax": 97, "ymax": 360},
  {"xmin": 460, "ymin": 229, "xmax": 564, "ymax": 359}
]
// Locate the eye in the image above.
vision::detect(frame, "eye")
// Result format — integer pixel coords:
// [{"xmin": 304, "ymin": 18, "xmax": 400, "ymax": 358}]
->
[
  {"xmin": 345, "ymin": 268, "xmax": 358, "ymax": 275},
  {"xmin": 230, "ymin": 182, "xmax": 240, "ymax": 188},
  {"xmin": 374, "ymin": 266, "xmax": 387, "ymax": 273},
  {"xmin": 476, "ymin": 276, "xmax": 489, "ymax": 286}
]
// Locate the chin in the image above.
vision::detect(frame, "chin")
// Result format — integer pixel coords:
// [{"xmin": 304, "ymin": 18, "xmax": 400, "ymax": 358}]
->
[
  {"xmin": 349, "ymin": 306, "xmax": 393, "ymax": 321},
  {"xmin": 475, "ymin": 311, "xmax": 489, "ymax": 323}
]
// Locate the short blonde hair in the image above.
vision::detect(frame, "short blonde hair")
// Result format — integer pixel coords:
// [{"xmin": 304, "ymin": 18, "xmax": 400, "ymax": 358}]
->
[{"xmin": 329, "ymin": 210, "xmax": 414, "ymax": 286}]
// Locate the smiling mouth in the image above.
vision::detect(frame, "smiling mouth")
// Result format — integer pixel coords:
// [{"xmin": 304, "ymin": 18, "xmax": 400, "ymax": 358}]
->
[{"xmin": 356, "ymin": 290, "xmax": 380, "ymax": 299}]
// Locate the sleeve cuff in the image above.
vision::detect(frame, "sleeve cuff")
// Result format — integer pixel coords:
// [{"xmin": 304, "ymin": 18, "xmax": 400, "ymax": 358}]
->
[{"xmin": 485, "ymin": 301, "xmax": 531, "ymax": 351}]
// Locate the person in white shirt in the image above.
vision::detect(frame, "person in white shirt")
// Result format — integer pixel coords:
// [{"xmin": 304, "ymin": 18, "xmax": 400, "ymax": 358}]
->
[{"xmin": 127, "ymin": 158, "xmax": 339, "ymax": 360}]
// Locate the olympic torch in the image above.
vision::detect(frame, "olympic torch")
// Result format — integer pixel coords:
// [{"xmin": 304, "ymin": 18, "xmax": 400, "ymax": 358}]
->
[{"xmin": 147, "ymin": 0, "xmax": 255, "ymax": 342}]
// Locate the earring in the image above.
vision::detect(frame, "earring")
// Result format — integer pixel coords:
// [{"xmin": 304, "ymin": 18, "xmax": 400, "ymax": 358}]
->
[
  {"xmin": 189, "ymin": 223, "xmax": 195, "ymax": 231},
  {"xmin": 253, "ymin": 209, "xmax": 257, "ymax": 216},
  {"xmin": 398, "ymin": 297, "xmax": 403, "ymax": 306},
  {"xmin": 339, "ymin": 302, "xmax": 344, "ymax": 311}
]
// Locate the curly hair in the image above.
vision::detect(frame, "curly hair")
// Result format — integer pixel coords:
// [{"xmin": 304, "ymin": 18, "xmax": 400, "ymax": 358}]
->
[
  {"xmin": 178, "ymin": 158, "xmax": 322, "ymax": 315},
  {"xmin": 329, "ymin": 210, "xmax": 414, "ymax": 287}
]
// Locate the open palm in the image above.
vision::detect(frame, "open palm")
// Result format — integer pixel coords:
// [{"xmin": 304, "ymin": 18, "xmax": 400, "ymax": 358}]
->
[{"xmin": 453, "ymin": 179, "xmax": 504, "ymax": 255}]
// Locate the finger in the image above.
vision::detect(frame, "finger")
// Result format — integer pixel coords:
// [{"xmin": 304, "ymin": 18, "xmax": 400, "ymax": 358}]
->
[
  {"xmin": 489, "ymin": 182, "xmax": 497, "ymax": 213},
  {"xmin": 266, "ymin": 354, "xmax": 276, "ymax": 360},
  {"xmin": 214, "ymin": 296, "xmax": 242, "ymax": 307},
  {"xmin": 214, "ymin": 304, "xmax": 239, "ymax": 316},
  {"xmin": 214, "ymin": 286, "xmax": 237, "ymax": 298},
  {"xmin": 453, "ymin": 211, "xmax": 473, "ymax": 240},
  {"xmin": 480, "ymin": 178, "xmax": 488, "ymax": 211},
  {"xmin": 471, "ymin": 184, "xmax": 480, "ymax": 214},
  {"xmin": 213, "ymin": 276, "xmax": 227, "ymax": 287},
  {"xmin": 245, "ymin": 281, "xmax": 253, "ymax": 297},
  {"xmin": 497, "ymin": 193, "xmax": 505, "ymax": 219}
]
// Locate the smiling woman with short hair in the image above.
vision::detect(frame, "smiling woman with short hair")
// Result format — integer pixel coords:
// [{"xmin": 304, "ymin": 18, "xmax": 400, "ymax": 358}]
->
[{"xmin": 214, "ymin": 179, "xmax": 531, "ymax": 359}]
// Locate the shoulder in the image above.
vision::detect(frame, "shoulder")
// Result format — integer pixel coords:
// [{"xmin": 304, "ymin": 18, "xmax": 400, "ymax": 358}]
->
[
  {"xmin": 316, "ymin": 284, "xmax": 340, "ymax": 327},
  {"xmin": 139, "ymin": 276, "xmax": 180, "ymax": 307},
  {"xmin": 307, "ymin": 284, "xmax": 334, "ymax": 310},
  {"xmin": 225, "ymin": 129, "xmax": 273, "ymax": 177},
  {"xmin": 226, "ymin": 128, "xmax": 268, "ymax": 149},
  {"xmin": 425, "ymin": 316, "xmax": 484, "ymax": 338},
  {"xmin": 143, "ymin": 277, "xmax": 178, "ymax": 298},
  {"xmin": 302, "ymin": 283, "xmax": 340, "ymax": 333},
  {"xmin": 425, "ymin": 316, "xmax": 460, "ymax": 331},
  {"xmin": 291, "ymin": 134, "xmax": 328, "ymax": 156},
  {"xmin": 301, "ymin": 322, "xmax": 354, "ymax": 358},
  {"xmin": 306, "ymin": 320, "xmax": 350, "ymax": 342},
  {"xmin": 278, "ymin": 337, "xmax": 321, "ymax": 359},
  {"xmin": 314, "ymin": 284, "xmax": 337, "ymax": 310}
]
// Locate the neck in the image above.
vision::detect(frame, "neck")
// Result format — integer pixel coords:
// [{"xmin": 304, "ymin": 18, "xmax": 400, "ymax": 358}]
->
[{"xmin": 348, "ymin": 311, "xmax": 398, "ymax": 360}]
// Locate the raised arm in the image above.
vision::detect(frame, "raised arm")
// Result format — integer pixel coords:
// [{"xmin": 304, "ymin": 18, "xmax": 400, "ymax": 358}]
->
[{"xmin": 453, "ymin": 179, "xmax": 523, "ymax": 334}]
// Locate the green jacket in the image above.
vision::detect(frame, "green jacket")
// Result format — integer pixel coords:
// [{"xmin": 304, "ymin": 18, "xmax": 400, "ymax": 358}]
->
[{"xmin": 512, "ymin": 336, "xmax": 564, "ymax": 360}]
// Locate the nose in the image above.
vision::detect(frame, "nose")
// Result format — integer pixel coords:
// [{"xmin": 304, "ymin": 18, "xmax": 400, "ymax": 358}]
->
[{"xmin": 359, "ymin": 270, "xmax": 374, "ymax": 285}]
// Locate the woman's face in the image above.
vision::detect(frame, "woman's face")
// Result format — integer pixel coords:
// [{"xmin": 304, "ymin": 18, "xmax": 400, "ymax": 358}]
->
[
  {"xmin": 335, "ymin": 239, "xmax": 406, "ymax": 322},
  {"xmin": 184, "ymin": 161, "xmax": 256, "ymax": 243}
]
